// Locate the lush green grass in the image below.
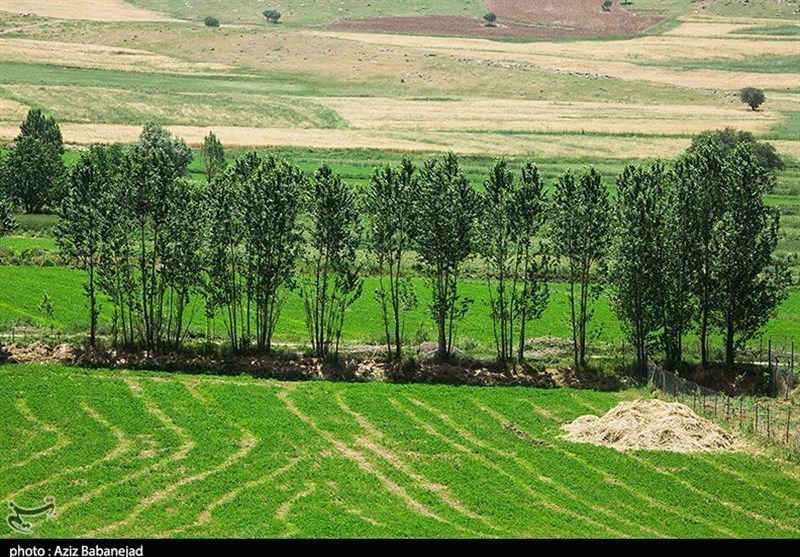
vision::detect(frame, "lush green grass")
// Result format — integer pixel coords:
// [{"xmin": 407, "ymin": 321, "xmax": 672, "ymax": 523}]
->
[
  {"xmin": 0, "ymin": 236, "xmax": 57, "ymax": 252},
  {"xmin": 2, "ymin": 265, "xmax": 799, "ymax": 358},
  {"xmin": 1, "ymin": 363, "xmax": 798, "ymax": 538}
]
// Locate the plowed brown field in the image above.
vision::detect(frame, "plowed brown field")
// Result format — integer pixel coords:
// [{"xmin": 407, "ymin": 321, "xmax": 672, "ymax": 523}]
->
[{"xmin": 330, "ymin": 0, "xmax": 664, "ymax": 38}]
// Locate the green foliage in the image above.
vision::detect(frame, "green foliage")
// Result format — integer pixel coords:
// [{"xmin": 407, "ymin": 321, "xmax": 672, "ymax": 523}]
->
[
  {"xmin": 550, "ymin": 168, "xmax": 611, "ymax": 370},
  {"xmin": 710, "ymin": 143, "xmax": 790, "ymax": 365},
  {"xmin": 203, "ymin": 16, "xmax": 220, "ymax": 27},
  {"xmin": 136, "ymin": 121, "xmax": 193, "ymax": 176},
  {"xmin": 263, "ymin": 9, "xmax": 282, "ymax": 23},
  {"xmin": 740, "ymin": 87, "xmax": 766, "ymax": 111},
  {"xmin": 412, "ymin": 153, "xmax": 479, "ymax": 361},
  {"xmin": 365, "ymin": 158, "xmax": 419, "ymax": 358},
  {"xmin": 609, "ymin": 162, "xmax": 666, "ymax": 373},
  {"xmin": 1, "ymin": 135, "xmax": 66, "ymax": 213},
  {"xmin": 689, "ymin": 127, "xmax": 784, "ymax": 173},
  {"xmin": 602, "ymin": 0, "xmax": 613, "ymax": 11},
  {"xmin": 483, "ymin": 12, "xmax": 497, "ymax": 24},
  {"xmin": 18, "ymin": 108, "xmax": 63, "ymax": 154},
  {"xmin": 200, "ymin": 131, "xmax": 226, "ymax": 182},
  {"xmin": 302, "ymin": 164, "xmax": 363, "ymax": 360},
  {"xmin": 478, "ymin": 159, "xmax": 549, "ymax": 364},
  {"xmin": 0, "ymin": 197, "xmax": 17, "ymax": 237},
  {"xmin": 55, "ymin": 145, "xmax": 123, "ymax": 346}
]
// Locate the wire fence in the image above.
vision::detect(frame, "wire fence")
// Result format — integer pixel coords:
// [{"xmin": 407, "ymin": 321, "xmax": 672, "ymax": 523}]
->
[{"xmin": 647, "ymin": 363, "xmax": 800, "ymax": 449}]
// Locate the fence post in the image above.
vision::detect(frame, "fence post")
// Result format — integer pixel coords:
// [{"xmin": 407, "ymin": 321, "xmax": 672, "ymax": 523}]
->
[
  {"xmin": 755, "ymin": 401, "xmax": 759, "ymax": 434},
  {"xmin": 767, "ymin": 404, "xmax": 771, "ymax": 439},
  {"xmin": 787, "ymin": 407, "xmax": 792, "ymax": 444},
  {"xmin": 739, "ymin": 397, "xmax": 743, "ymax": 428}
]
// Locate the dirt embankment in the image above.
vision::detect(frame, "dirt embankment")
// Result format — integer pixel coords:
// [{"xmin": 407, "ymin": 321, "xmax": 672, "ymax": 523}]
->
[
  {"xmin": 329, "ymin": 0, "xmax": 664, "ymax": 39},
  {"xmin": 0, "ymin": 341, "xmax": 623, "ymax": 390},
  {"xmin": 563, "ymin": 399, "xmax": 738, "ymax": 452}
]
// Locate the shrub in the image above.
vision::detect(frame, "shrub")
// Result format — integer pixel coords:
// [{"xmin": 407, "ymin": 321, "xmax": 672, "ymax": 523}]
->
[
  {"xmin": 483, "ymin": 12, "xmax": 497, "ymax": 26},
  {"xmin": 602, "ymin": 0, "xmax": 613, "ymax": 11},
  {"xmin": 263, "ymin": 9, "xmax": 281, "ymax": 24},
  {"xmin": 204, "ymin": 16, "xmax": 220, "ymax": 27}
]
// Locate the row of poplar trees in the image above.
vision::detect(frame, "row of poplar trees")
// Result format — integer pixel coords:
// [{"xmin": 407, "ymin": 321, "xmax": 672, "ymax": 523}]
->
[{"xmin": 54, "ymin": 122, "xmax": 788, "ymax": 369}]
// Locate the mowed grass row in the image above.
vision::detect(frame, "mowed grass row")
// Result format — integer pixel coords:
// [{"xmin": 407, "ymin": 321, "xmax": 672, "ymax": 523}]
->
[
  {"xmin": 2, "ymin": 364, "xmax": 799, "ymax": 538},
  {"xmin": 3, "ymin": 263, "xmax": 800, "ymax": 350}
]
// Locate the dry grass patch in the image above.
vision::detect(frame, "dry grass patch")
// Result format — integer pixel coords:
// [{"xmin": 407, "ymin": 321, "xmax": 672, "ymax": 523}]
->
[
  {"xmin": 311, "ymin": 96, "xmax": 777, "ymax": 135},
  {"xmin": 0, "ymin": 0, "xmax": 176, "ymax": 22},
  {"xmin": 0, "ymin": 38, "xmax": 231, "ymax": 74}
]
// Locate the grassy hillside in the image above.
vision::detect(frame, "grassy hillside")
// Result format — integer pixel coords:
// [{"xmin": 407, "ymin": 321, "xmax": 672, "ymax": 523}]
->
[{"xmin": 2, "ymin": 364, "xmax": 798, "ymax": 538}]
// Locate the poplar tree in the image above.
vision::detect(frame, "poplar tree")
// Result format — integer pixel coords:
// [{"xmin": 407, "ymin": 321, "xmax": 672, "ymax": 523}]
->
[
  {"xmin": 550, "ymin": 168, "xmax": 610, "ymax": 370},
  {"xmin": 364, "ymin": 157, "xmax": 418, "ymax": 359}
]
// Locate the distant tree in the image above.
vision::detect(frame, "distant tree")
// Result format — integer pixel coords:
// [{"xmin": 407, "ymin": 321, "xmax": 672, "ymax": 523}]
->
[
  {"xmin": 2, "ymin": 135, "xmax": 66, "ymax": 213},
  {"xmin": 412, "ymin": 153, "xmax": 479, "ymax": 361},
  {"xmin": 56, "ymin": 145, "xmax": 123, "ymax": 346},
  {"xmin": 137, "ymin": 121, "xmax": 193, "ymax": 176},
  {"xmin": 483, "ymin": 12, "xmax": 497, "ymax": 26},
  {"xmin": 200, "ymin": 131, "xmax": 226, "ymax": 181},
  {"xmin": 739, "ymin": 87, "xmax": 765, "ymax": 111},
  {"xmin": 263, "ymin": 9, "xmax": 281, "ymax": 24},
  {"xmin": 609, "ymin": 162, "xmax": 666, "ymax": 374},
  {"xmin": 302, "ymin": 164, "xmax": 362, "ymax": 361},
  {"xmin": 364, "ymin": 158, "xmax": 418, "ymax": 359},
  {"xmin": 550, "ymin": 168, "xmax": 610, "ymax": 370},
  {"xmin": 204, "ymin": 16, "xmax": 220, "ymax": 27},
  {"xmin": 602, "ymin": 0, "xmax": 614, "ymax": 11},
  {"xmin": 478, "ymin": 159, "xmax": 549, "ymax": 365},
  {"xmin": 710, "ymin": 144, "xmax": 789, "ymax": 367},
  {"xmin": 18, "ymin": 108, "xmax": 63, "ymax": 154},
  {"xmin": 38, "ymin": 293, "xmax": 55, "ymax": 336},
  {"xmin": 688, "ymin": 127, "xmax": 783, "ymax": 173}
]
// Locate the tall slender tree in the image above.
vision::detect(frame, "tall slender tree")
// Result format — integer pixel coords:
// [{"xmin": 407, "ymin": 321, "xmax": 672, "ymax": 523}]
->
[
  {"xmin": 412, "ymin": 153, "xmax": 479, "ymax": 361},
  {"xmin": 364, "ymin": 157, "xmax": 418, "ymax": 359},
  {"xmin": 550, "ymin": 168, "xmax": 610, "ymax": 370},
  {"xmin": 609, "ymin": 162, "xmax": 665, "ymax": 373},
  {"xmin": 18, "ymin": 108, "xmax": 63, "ymax": 154},
  {"xmin": 56, "ymin": 145, "xmax": 123, "ymax": 346},
  {"xmin": 710, "ymin": 144, "xmax": 789, "ymax": 366},
  {"xmin": 478, "ymin": 159, "xmax": 549, "ymax": 365},
  {"xmin": 302, "ymin": 164, "xmax": 362, "ymax": 361}
]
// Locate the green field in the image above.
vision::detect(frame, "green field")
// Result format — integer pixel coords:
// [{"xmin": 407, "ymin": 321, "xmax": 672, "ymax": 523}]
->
[
  {"xmin": 3, "ymin": 265, "xmax": 800, "ymax": 359},
  {"xmin": 2, "ymin": 364, "xmax": 798, "ymax": 538}
]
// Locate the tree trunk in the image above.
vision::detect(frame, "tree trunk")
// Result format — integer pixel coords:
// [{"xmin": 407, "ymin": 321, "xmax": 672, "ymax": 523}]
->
[{"xmin": 725, "ymin": 320, "xmax": 735, "ymax": 368}]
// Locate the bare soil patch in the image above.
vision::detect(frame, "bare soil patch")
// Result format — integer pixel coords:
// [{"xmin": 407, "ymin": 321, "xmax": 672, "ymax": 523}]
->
[
  {"xmin": 331, "ymin": 1, "xmax": 664, "ymax": 39},
  {"xmin": 487, "ymin": 0, "xmax": 664, "ymax": 36},
  {"xmin": 563, "ymin": 399, "xmax": 738, "ymax": 452}
]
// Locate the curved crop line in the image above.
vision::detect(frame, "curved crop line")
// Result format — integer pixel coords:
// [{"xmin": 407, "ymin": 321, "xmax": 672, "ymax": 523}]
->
[
  {"xmin": 629, "ymin": 452, "xmax": 800, "ymax": 536},
  {"xmin": 0, "ymin": 399, "xmax": 70, "ymax": 475},
  {"xmin": 406, "ymin": 396, "xmax": 655, "ymax": 537},
  {"xmin": 388, "ymin": 398, "xmax": 626, "ymax": 538},
  {"xmin": 57, "ymin": 378, "xmax": 196, "ymax": 520},
  {"xmin": 515, "ymin": 399, "xmax": 741, "ymax": 537},
  {"xmin": 275, "ymin": 389, "xmax": 449, "ymax": 525},
  {"xmin": 89, "ymin": 387, "xmax": 257, "ymax": 537},
  {"xmin": 275, "ymin": 482, "xmax": 318, "ymax": 539},
  {"xmin": 464, "ymin": 398, "xmax": 671, "ymax": 538},
  {"xmin": 335, "ymin": 393, "xmax": 509, "ymax": 537},
  {"xmin": 568, "ymin": 395, "xmax": 800, "ymax": 524},
  {"xmin": 4, "ymin": 402, "xmax": 133, "ymax": 502},
  {"xmin": 160, "ymin": 457, "xmax": 304, "ymax": 538}
]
